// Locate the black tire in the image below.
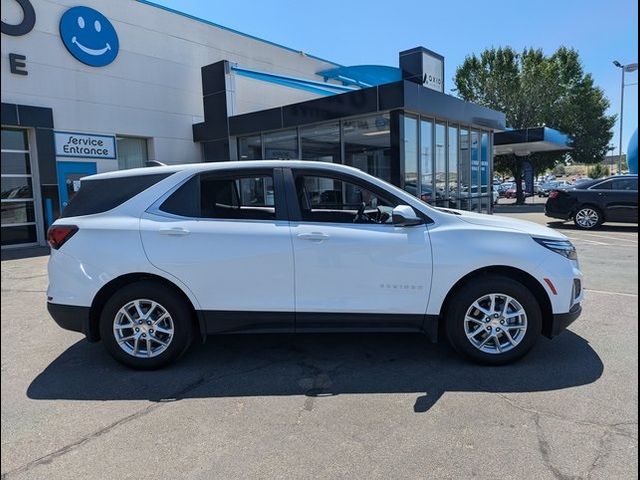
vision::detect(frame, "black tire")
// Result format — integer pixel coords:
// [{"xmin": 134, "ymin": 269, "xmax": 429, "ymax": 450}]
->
[
  {"xmin": 573, "ymin": 205, "xmax": 603, "ymax": 230},
  {"xmin": 444, "ymin": 275, "xmax": 542, "ymax": 365},
  {"xmin": 99, "ymin": 281, "xmax": 194, "ymax": 369}
]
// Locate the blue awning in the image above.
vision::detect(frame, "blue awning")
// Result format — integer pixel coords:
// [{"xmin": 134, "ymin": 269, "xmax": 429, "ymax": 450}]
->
[
  {"xmin": 317, "ymin": 65, "xmax": 402, "ymax": 88},
  {"xmin": 232, "ymin": 66, "xmax": 357, "ymax": 96}
]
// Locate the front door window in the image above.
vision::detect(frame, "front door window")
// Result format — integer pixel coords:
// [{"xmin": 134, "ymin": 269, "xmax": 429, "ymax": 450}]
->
[{"xmin": 294, "ymin": 174, "xmax": 397, "ymax": 224}]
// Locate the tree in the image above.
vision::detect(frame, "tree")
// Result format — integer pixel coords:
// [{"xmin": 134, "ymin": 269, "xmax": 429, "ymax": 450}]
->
[
  {"xmin": 454, "ymin": 47, "xmax": 615, "ymax": 203},
  {"xmin": 588, "ymin": 163, "xmax": 610, "ymax": 179}
]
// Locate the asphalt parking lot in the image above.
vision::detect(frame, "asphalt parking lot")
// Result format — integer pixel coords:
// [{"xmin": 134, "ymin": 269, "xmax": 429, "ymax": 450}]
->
[{"xmin": 1, "ymin": 211, "xmax": 637, "ymax": 480}]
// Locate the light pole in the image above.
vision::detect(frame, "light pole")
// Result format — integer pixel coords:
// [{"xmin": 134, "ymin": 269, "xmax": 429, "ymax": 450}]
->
[{"xmin": 613, "ymin": 61, "xmax": 638, "ymax": 174}]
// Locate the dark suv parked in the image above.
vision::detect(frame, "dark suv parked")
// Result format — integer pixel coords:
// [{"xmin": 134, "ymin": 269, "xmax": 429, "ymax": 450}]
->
[{"xmin": 545, "ymin": 175, "xmax": 638, "ymax": 229}]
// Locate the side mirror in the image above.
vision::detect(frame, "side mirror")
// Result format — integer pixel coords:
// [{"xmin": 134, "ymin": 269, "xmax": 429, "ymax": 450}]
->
[{"xmin": 392, "ymin": 205, "xmax": 423, "ymax": 226}]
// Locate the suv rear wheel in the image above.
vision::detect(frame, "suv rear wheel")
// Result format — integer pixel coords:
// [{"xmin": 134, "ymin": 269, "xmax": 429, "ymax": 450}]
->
[
  {"xmin": 445, "ymin": 275, "xmax": 542, "ymax": 365},
  {"xmin": 99, "ymin": 281, "xmax": 194, "ymax": 369}
]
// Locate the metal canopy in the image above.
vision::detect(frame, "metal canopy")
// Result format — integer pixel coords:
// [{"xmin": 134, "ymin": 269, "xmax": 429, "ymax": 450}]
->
[{"xmin": 493, "ymin": 127, "xmax": 571, "ymax": 156}]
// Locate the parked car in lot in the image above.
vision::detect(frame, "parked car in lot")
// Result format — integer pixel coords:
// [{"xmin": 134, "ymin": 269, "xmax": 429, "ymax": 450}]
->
[
  {"xmin": 538, "ymin": 181, "xmax": 571, "ymax": 197},
  {"xmin": 497, "ymin": 182, "xmax": 514, "ymax": 197},
  {"xmin": 47, "ymin": 161, "xmax": 583, "ymax": 368},
  {"xmin": 504, "ymin": 184, "xmax": 533, "ymax": 199},
  {"xmin": 545, "ymin": 175, "xmax": 638, "ymax": 229}
]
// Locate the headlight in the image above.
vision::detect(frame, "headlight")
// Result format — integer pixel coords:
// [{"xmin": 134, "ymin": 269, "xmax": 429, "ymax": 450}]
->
[{"xmin": 533, "ymin": 237, "xmax": 578, "ymax": 260}]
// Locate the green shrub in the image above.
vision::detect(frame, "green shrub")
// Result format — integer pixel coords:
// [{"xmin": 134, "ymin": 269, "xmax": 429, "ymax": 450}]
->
[
  {"xmin": 553, "ymin": 164, "xmax": 566, "ymax": 176},
  {"xmin": 588, "ymin": 163, "xmax": 610, "ymax": 179}
]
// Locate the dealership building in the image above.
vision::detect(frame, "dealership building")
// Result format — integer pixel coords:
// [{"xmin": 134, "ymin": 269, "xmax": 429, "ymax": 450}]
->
[{"xmin": 1, "ymin": 0, "xmax": 514, "ymax": 248}]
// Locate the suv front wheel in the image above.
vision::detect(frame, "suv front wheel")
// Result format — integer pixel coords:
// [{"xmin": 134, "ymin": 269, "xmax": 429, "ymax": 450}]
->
[
  {"xmin": 99, "ymin": 281, "xmax": 194, "ymax": 369},
  {"xmin": 445, "ymin": 275, "xmax": 542, "ymax": 365}
]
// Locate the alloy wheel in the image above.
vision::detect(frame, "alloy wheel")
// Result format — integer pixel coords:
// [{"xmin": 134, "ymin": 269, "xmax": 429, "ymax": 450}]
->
[
  {"xmin": 463, "ymin": 293, "xmax": 528, "ymax": 354},
  {"xmin": 575, "ymin": 208, "xmax": 599, "ymax": 229},
  {"xmin": 113, "ymin": 299, "xmax": 174, "ymax": 358}
]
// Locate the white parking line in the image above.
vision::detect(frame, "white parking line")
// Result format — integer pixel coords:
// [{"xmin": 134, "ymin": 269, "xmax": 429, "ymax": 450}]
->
[
  {"xmin": 570, "ymin": 238, "xmax": 611, "ymax": 246},
  {"xmin": 585, "ymin": 288, "xmax": 638, "ymax": 298},
  {"xmin": 564, "ymin": 234, "xmax": 638, "ymax": 247},
  {"xmin": 577, "ymin": 232, "xmax": 638, "ymax": 243}
]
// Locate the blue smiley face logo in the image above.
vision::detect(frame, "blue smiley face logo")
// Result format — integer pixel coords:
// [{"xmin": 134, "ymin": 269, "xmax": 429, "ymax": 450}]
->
[{"xmin": 59, "ymin": 6, "xmax": 119, "ymax": 67}]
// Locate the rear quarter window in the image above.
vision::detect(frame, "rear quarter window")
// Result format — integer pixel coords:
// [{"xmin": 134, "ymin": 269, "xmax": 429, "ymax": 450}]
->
[{"xmin": 60, "ymin": 173, "xmax": 171, "ymax": 218}]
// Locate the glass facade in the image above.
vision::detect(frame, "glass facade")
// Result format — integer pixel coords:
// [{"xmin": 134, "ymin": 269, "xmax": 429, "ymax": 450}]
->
[
  {"xmin": 343, "ymin": 114, "xmax": 391, "ymax": 182},
  {"xmin": 236, "ymin": 110, "xmax": 494, "ymax": 213},
  {"xmin": 401, "ymin": 115, "xmax": 419, "ymax": 198},
  {"xmin": 264, "ymin": 129, "xmax": 297, "ymax": 159},
  {"xmin": 459, "ymin": 128, "xmax": 471, "ymax": 210},
  {"xmin": 434, "ymin": 122, "xmax": 446, "ymax": 206},
  {"xmin": 300, "ymin": 122, "xmax": 340, "ymax": 163},
  {"xmin": 447, "ymin": 125, "xmax": 459, "ymax": 208},
  {"xmin": 480, "ymin": 132, "xmax": 491, "ymax": 213},
  {"xmin": 1, "ymin": 128, "xmax": 38, "ymax": 246},
  {"xmin": 420, "ymin": 119, "xmax": 433, "ymax": 202},
  {"xmin": 238, "ymin": 135, "xmax": 262, "ymax": 160}
]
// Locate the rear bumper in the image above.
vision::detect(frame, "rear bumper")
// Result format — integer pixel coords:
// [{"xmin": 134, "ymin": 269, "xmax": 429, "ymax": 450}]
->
[
  {"xmin": 47, "ymin": 302, "xmax": 97, "ymax": 341},
  {"xmin": 547, "ymin": 303, "xmax": 582, "ymax": 338},
  {"xmin": 544, "ymin": 207, "xmax": 571, "ymax": 220}
]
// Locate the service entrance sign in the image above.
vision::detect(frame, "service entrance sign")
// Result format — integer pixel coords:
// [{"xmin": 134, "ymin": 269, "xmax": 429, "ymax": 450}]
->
[{"xmin": 54, "ymin": 131, "xmax": 116, "ymax": 159}]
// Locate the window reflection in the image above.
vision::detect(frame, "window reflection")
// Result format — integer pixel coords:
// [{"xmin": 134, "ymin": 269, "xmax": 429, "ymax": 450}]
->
[
  {"xmin": 420, "ymin": 119, "xmax": 433, "ymax": 203},
  {"xmin": 470, "ymin": 131, "xmax": 480, "ymax": 203},
  {"xmin": 264, "ymin": 129, "xmax": 297, "ymax": 159},
  {"xmin": 447, "ymin": 125, "xmax": 459, "ymax": 208},
  {"xmin": 238, "ymin": 135, "xmax": 262, "ymax": 160},
  {"xmin": 300, "ymin": 122, "xmax": 340, "ymax": 163},
  {"xmin": 343, "ymin": 114, "xmax": 391, "ymax": 182},
  {"xmin": 481, "ymin": 132, "xmax": 491, "ymax": 210},
  {"xmin": 435, "ymin": 123, "xmax": 446, "ymax": 206},
  {"xmin": 459, "ymin": 128, "xmax": 470, "ymax": 210},
  {"xmin": 402, "ymin": 115, "xmax": 419, "ymax": 198}
]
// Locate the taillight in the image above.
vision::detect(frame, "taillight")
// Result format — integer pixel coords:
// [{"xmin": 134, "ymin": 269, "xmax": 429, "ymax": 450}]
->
[
  {"xmin": 548, "ymin": 190, "xmax": 560, "ymax": 199},
  {"xmin": 47, "ymin": 225, "xmax": 78, "ymax": 249}
]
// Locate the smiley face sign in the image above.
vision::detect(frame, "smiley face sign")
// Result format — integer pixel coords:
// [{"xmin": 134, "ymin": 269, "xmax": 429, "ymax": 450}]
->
[{"xmin": 59, "ymin": 6, "xmax": 119, "ymax": 67}]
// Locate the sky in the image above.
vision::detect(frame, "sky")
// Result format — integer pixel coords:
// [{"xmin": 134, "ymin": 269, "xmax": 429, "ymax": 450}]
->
[{"xmin": 154, "ymin": 0, "xmax": 638, "ymax": 154}]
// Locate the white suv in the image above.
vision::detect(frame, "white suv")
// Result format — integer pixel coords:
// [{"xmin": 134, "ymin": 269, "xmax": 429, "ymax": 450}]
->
[{"xmin": 47, "ymin": 161, "xmax": 583, "ymax": 369}]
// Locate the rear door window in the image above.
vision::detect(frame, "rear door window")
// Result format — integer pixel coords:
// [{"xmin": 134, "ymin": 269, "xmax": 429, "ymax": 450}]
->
[{"xmin": 159, "ymin": 170, "xmax": 277, "ymax": 221}]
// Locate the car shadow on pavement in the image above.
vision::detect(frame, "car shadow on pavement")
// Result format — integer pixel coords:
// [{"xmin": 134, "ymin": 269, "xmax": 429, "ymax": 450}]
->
[
  {"xmin": 494, "ymin": 203, "xmax": 546, "ymax": 214},
  {"xmin": 1, "ymin": 246, "xmax": 50, "ymax": 261},
  {"xmin": 547, "ymin": 221, "xmax": 639, "ymax": 233},
  {"xmin": 27, "ymin": 331, "xmax": 603, "ymax": 413}
]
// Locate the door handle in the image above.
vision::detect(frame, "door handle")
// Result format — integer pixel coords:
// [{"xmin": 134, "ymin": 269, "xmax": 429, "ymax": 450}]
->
[
  {"xmin": 159, "ymin": 227, "xmax": 190, "ymax": 236},
  {"xmin": 297, "ymin": 232, "xmax": 330, "ymax": 241}
]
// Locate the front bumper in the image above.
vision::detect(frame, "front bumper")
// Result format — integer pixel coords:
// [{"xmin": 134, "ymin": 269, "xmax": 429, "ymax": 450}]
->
[
  {"xmin": 546, "ymin": 302, "xmax": 582, "ymax": 338},
  {"xmin": 47, "ymin": 302, "xmax": 97, "ymax": 341}
]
